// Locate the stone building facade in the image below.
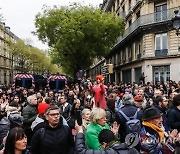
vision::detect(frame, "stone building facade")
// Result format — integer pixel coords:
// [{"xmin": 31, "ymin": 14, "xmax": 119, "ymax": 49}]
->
[
  {"xmin": 89, "ymin": 0, "xmax": 180, "ymax": 84},
  {"xmin": 0, "ymin": 22, "xmax": 19, "ymax": 85}
]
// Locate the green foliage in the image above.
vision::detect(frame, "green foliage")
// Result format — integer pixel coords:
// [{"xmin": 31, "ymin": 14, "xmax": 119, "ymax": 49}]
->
[
  {"xmin": 34, "ymin": 3, "xmax": 124, "ymax": 77},
  {"xmin": 8, "ymin": 40, "xmax": 60, "ymax": 73}
]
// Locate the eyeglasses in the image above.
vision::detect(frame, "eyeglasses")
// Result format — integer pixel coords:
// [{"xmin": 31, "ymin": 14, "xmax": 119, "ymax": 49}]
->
[{"xmin": 48, "ymin": 113, "xmax": 60, "ymax": 117}]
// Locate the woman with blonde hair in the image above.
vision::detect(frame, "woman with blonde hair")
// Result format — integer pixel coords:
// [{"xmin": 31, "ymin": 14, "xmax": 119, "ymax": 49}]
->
[{"xmin": 85, "ymin": 108, "xmax": 119, "ymax": 150}]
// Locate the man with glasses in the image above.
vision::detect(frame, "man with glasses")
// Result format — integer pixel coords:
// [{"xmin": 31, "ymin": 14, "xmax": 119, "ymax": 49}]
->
[
  {"xmin": 153, "ymin": 95, "xmax": 170, "ymax": 132},
  {"xmin": 30, "ymin": 105, "xmax": 74, "ymax": 154}
]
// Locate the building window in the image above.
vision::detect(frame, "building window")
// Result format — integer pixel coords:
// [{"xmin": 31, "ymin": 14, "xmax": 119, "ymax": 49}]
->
[
  {"xmin": 153, "ymin": 66, "xmax": 170, "ymax": 84},
  {"xmin": 3, "ymin": 59, "xmax": 6, "ymax": 66},
  {"xmin": 122, "ymin": 5, "xmax": 125, "ymax": 12},
  {"xmin": 4, "ymin": 71, "xmax": 6, "ymax": 85},
  {"xmin": 129, "ymin": 0, "xmax": 131, "ymax": 10},
  {"xmin": 136, "ymin": 10, "xmax": 140, "ymax": 19},
  {"xmin": 117, "ymin": 0, "xmax": 119, "ymax": 8},
  {"xmin": 155, "ymin": 4, "xmax": 167, "ymax": 21},
  {"xmin": 128, "ymin": 19, "xmax": 132, "ymax": 26},
  {"xmin": 155, "ymin": 33, "xmax": 167, "ymax": 56},
  {"xmin": 122, "ymin": 69, "xmax": 131, "ymax": 83},
  {"xmin": 128, "ymin": 46, "xmax": 132, "ymax": 59},
  {"xmin": 155, "ymin": 33, "xmax": 167, "ymax": 50},
  {"xmin": 135, "ymin": 41, "xmax": 141, "ymax": 59}
]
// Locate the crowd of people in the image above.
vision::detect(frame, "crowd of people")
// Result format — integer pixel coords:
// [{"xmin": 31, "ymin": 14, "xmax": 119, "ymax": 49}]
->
[{"xmin": 0, "ymin": 75, "xmax": 180, "ymax": 154}]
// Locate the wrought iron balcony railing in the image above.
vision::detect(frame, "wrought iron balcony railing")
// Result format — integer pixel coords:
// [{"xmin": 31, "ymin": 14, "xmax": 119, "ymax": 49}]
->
[
  {"xmin": 128, "ymin": 57, "xmax": 132, "ymax": 62},
  {"xmin": 116, "ymin": 7, "xmax": 179, "ymax": 46},
  {"xmin": 137, "ymin": 53, "xmax": 141, "ymax": 60},
  {"xmin": 155, "ymin": 49, "xmax": 168, "ymax": 57}
]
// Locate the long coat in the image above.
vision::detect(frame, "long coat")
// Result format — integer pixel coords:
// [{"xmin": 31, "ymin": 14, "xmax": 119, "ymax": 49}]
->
[
  {"xmin": 22, "ymin": 104, "xmax": 38, "ymax": 129},
  {"xmin": 91, "ymin": 84, "xmax": 107, "ymax": 110},
  {"xmin": 85, "ymin": 122, "xmax": 110, "ymax": 150}
]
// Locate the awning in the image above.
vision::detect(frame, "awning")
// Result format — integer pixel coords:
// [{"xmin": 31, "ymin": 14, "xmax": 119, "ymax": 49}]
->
[
  {"xmin": 14, "ymin": 74, "xmax": 34, "ymax": 82},
  {"xmin": 48, "ymin": 75, "xmax": 67, "ymax": 81}
]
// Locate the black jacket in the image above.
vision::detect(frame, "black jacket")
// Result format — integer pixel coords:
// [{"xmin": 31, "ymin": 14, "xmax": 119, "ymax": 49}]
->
[
  {"xmin": 30, "ymin": 118, "xmax": 74, "ymax": 154},
  {"xmin": 75, "ymin": 133, "xmax": 139, "ymax": 154},
  {"xmin": 167, "ymin": 107, "xmax": 180, "ymax": 131},
  {"xmin": 60, "ymin": 103, "xmax": 72, "ymax": 120}
]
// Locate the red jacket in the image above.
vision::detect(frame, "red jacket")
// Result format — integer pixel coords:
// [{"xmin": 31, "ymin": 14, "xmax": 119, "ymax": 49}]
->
[{"xmin": 91, "ymin": 84, "xmax": 107, "ymax": 110}]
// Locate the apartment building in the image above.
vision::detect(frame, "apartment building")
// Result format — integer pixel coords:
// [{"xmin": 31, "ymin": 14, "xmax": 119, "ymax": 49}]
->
[
  {"xmin": 90, "ymin": 0, "xmax": 180, "ymax": 84},
  {"xmin": 0, "ymin": 22, "xmax": 19, "ymax": 85}
]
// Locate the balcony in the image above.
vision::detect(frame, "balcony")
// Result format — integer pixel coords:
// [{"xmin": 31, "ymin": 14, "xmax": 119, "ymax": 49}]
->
[
  {"xmin": 128, "ymin": 57, "xmax": 132, "ymax": 62},
  {"xmin": 125, "ymin": 7, "xmax": 133, "ymax": 19},
  {"xmin": 116, "ymin": 7, "xmax": 179, "ymax": 47},
  {"xmin": 137, "ymin": 53, "xmax": 141, "ymax": 60},
  {"xmin": 132, "ymin": 0, "xmax": 143, "ymax": 11},
  {"xmin": 155, "ymin": 49, "xmax": 168, "ymax": 57}
]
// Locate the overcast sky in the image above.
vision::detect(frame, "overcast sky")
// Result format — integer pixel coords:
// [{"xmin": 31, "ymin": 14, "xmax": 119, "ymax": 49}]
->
[{"xmin": 0, "ymin": 0, "xmax": 102, "ymax": 50}]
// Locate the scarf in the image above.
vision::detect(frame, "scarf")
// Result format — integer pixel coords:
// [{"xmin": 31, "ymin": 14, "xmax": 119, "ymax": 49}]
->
[{"xmin": 142, "ymin": 121, "xmax": 165, "ymax": 143}]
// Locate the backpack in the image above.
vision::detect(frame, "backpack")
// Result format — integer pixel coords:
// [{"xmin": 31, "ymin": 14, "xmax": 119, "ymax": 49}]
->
[
  {"xmin": 40, "ymin": 125, "xmax": 69, "ymax": 141},
  {"xmin": 115, "ymin": 99, "xmax": 123, "ymax": 112},
  {"xmin": 118, "ymin": 109, "xmax": 141, "ymax": 134}
]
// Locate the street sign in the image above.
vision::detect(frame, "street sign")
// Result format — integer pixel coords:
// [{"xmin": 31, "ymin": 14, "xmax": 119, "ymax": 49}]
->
[
  {"xmin": 101, "ymin": 64, "xmax": 113, "ymax": 75},
  {"xmin": 101, "ymin": 65, "xmax": 108, "ymax": 75}
]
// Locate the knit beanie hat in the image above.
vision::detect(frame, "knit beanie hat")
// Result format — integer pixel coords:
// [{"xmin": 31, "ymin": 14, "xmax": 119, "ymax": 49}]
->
[
  {"xmin": 134, "ymin": 95, "xmax": 143, "ymax": 101},
  {"xmin": 38, "ymin": 103, "xmax": 50, "ymax": 115}
]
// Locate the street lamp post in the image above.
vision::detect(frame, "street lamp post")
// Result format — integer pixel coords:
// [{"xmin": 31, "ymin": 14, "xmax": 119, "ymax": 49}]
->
[{"xmin": 172, "ymin": 9, "xmax": 180, "ymax": 51}]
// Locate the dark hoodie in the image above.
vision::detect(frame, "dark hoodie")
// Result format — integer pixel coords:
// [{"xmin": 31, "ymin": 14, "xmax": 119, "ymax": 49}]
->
[{"xmin": 75, "ymin": 133, "xmax": 139, "ymax": 154}]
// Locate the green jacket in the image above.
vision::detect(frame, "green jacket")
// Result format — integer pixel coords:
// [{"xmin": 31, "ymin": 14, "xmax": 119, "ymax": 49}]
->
[{"xmin": 85, "ymin": 122, "xmax": 110, "ymax": 150}]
